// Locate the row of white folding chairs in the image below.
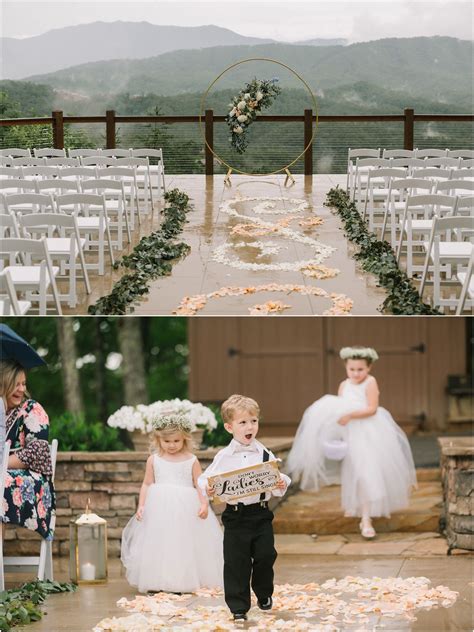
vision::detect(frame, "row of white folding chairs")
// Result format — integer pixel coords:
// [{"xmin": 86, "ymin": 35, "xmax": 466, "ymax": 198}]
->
[
  {"xmin": 361, "ymin": 171, "xmax": 474, "ymax": 237},
  {"xmin": 1, "ymin": 173, "xmax": 137, "ymax": 240},
  {"xmin": 350, "ymin": 158, "xmax": 474, "ymax": 203},
  {"xmin": 0, "ymin": 147, "xmax": 166, "ymax": 197},
  {"xmin": 0, "ymin": 161, "xmax": 154, "ymax": 218},
  {"xmin": 1, "ymin": 210, "xmax": 93, "ymax": 313}
]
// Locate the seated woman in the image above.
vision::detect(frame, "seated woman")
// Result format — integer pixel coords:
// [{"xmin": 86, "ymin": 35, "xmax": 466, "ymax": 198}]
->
[{"xmin": 1, "ymin": 360, "xmax": 55, "ymax": 540}]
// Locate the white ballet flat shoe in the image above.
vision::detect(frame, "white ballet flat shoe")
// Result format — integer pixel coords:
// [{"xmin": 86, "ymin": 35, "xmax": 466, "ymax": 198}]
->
[{"xmin": 359, "ymin": 521, "xmax": 376, "ymax": 539}]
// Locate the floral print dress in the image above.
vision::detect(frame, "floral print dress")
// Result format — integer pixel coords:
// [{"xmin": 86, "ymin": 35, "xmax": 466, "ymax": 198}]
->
[{"xmin": 2, "ymin": 399, "xmax": 56, "ymax": 540}]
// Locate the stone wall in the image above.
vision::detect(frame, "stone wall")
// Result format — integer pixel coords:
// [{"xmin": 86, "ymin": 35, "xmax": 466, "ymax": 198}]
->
[
  {"xmin": 438, "ymin": 437, "xmax": 473, "ymax": 552},
  {"xmin": 4, "ymin": 439, "xmax": 291, "ymax": 558}
]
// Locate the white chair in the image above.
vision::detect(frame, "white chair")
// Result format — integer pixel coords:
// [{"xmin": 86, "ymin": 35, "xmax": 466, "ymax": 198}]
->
[
  {"xmin": 0, "ymin": 157, "xmax": 13, "ymax": 167},
  {"xmin": 412, "ymin": 167, "xmax": 453, "ymax": 183},
  {"xmin": 459, "ymin": 159, "xmax": 474, "ymax": 169},
  {"xmin": 36, "ymin": 178, "xmax": 81, "ymax": 197},
  {"xmin": 381, "ymin": 177, "xmax": 434, "ymax": 246},
  {"xmin": 435, "ymin": 179, "xmax": 474, "ymax": 198},
  {"xmin": 352, "ymin": 158, "xmax": 391, "ymax": 205},
  {"xmin": 450, "ymin": 168, "xmax": 474, "ymax": 182},
  {"xmin": 101, "ymin": 149, "xmax": 131, "ymax": 158},
  {"xmin": 0, "ymin": 270, "xmax": 32, "ymax": 315},
  {"xmin": 130, "ymin": 148, "xmax": 166, "ymax": 196},
  {"xmin": 81, "ymin": 179, "xmax": 130, "ymax": 249},
  {"xmin": 419, "ymin": 216, "xmax": 473, "ymax": 311},
  {"xmin": 390, "ymin": 158, "xmax": 426, "ymax": 174},
  {"xmin": 81, "ymin": 156, "xmax": 116, "ymax": 167},
  {"xmin": 96, "ymin": 166, "xmax": 140, "ymax": 229},
  {"xmin": 396, "ymin": 193, "xmax": 458, "ymax": 277},
  {"xmin": 447, "ymin": 150, "xmax": 474, "ymax": 159},
  {"xmin": 4, "ymin": 192, "xmax": 56, "ymax": 216},
  {"xmin": 17, "ymin": 213, "xmax": 91, "ymax": 308},
  {"xmin": 68, "ymin": 148, "xmax": 102, "ymax": 158},
  {"xmin": 456, "ymin": 251, "xmax": 474, "ymax": 315},
  {"xmin": 0, "ymin": 439, "xmax": 58, "ymax": 591},
  {"xmin": 34, "ymin": 148, "xmax": 67, "ymax": 158},
  {"xmin": 362, "ymin": 167, "xmax": 407, "ymax": 232},
  {"xmin": 56, "ymin": 193, "xmax": 115, "ymax": 275},
  {"xmin": 57, "ymin": 166, "xmax": 97, "ymax": 182},
  {"xmin": 346, "ymin": 148, "xmax": 380, "ymax": 194},
  {"xmin": 0, "ymin": 238, "xmax": 62, "ymax": 314},
  {"xmin": 0, "ymin": 148, "xmax": 31, "ymax": 158},
  {"xmin": 10, "ymin": 157, "xmax": 45, "ymax": 167},
  {"xmin": 382, "ymin": 149, "xmax": 417, "ymax": 159},
  {"xmin": 115, "ymin": 157, "xmax": 153, "ymax": 212},
  {"xmin": 0, "ymin": 439, "xmax": 11, "ymax": 591},
  {"xmin": 415, "ymin": 148, "xmax": 448, "ymax": 158},
  {"xmin": 0, "ymin": 166, "xmax": 23, "ymax": 179},
  {"xmin": 21, "ymin": 166, "xmax": 60, "ymax": 181},
  {"xmin": 424, "ymin": 157, "xmax": 461, "ymax": 169},
  {"xmin": 44, "ymin": 157, "xmax": 80, "ymax": 167},
  {"xmin": 0, "ymin": 180, "xmax": 38, "ymax": 206}
]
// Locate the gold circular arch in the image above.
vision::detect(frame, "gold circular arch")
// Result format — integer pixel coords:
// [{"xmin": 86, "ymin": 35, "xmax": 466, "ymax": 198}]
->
[{"xmin": 199, "ymin": 57, "xmax": 318, "ymax": 177}]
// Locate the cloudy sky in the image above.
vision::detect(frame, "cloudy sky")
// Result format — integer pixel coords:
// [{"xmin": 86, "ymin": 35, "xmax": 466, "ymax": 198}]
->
[{"xmin": 3, "ymin": 0, "xmax": 473, "ymax": 42}]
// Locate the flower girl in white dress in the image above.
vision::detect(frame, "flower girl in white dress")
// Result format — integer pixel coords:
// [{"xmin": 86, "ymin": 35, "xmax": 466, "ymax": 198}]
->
[
  {"xmin": 287, "ymin": 347, "xmax": 416, "ymax": 539},
  {"xmin": 121, "ymin": 414, "xmax": 224, "ymax": 593}
]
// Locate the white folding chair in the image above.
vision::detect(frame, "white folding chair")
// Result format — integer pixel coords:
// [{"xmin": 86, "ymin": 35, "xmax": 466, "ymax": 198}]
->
[
  {"xmin": 36, "ymin": 178, "xmax": 81, "ymax": 197},
  {"xmin": 412, "ymin": 167, "xmax": 453, "ymax": 183},
  {"xmin": 424, "ymin": 157, "xmax": 461, "ymax": 169},
  {"xmin": 390, "ymin": 158, "xmax": 426, "ymax": 174},
  {"xmin": 81, "ymin": 156, "xmax": 116, "ymax": 167},
  {"xmin": 68, "ymin": 148, "xmax": 102, "ymax": 158},
  {"xmin": 0, "ymin": 157, "xmax": 13, "ymax": 167},
  {"xmin": 0, "ymin": 167, "xmax": 24, "ymax": 179},
  {"xmin": 96, "ymin": 166, "xmax": 140, "ymax": 229},
  {"xmin": 0, "ymin": 270, "xmax": 32, "ymax": 315},
  {"xmin": 17, "ymin": 213, "xmax": 91, "ymax": 308},
  {"xmin": 455, "ymin": 250, "xmax": 474, "ymax": 315},
  {"xmin": 459, "ymin": 159, "xmax": 474, "ymax": 169},
  {"xmin": 56, "ymin": 193, "xmax": 115, "ymax": 275},
  {"xmin": 0, "ymin": 148, "xmax": 31, "ymax": 158},
  {"xmin": 0, "ymin": 238, "xmax": 62, "ymax": 314},
  {"xmin": 382, "ymin": 177, "xmax": 434, "ymax": 246},
  {"xmin": 415, "ymin": 148, "xmax": 448, "ymax": 158},
  {"xmin": 0, "ymin": 439, "xmax": 11, "ymax": 591},
  {"xmin": 396, "ymin": 193, "xmax": 458, "ymax": 277},
  {"xmin": 353, "ymin": 158, "xmax": 392, "ymax": 205},
  {"xmin": 101, "ymin": 149, "xmax": 131, "ymax": 158},
  {"xmin": 362, "ymin": 167, "xmax": 407, "ymax": 232},
  {"xmin": 10, "ymin": 157, "xmax": 46, "ymax": 167},
  {"xmin": 115, "ymin": 157, "xmax": 153, "ymax": 213},
  {"xmin": 34, "ymin": 148, "xmax": 67, "ymax": 158},
  {"xmin": 447, "ymin": 150, "xmax": 474, "ymax": 159},
  {"xmin": 44, "ymin": 157, "xmax": 80, "ymax": 167},
  {"xmin": 81, "ymin": 179, "xmax": 130, "ymax": 249},
  {"xmin": 1, "ymin": 439, "xmax": 58, "ymax": 590},
  {"xmin": 56, "ymin": 166, "xmax": 96, "ymax": 182},
  {"xmin": 435, "ymin": 179, "xmax": 474, "ymax": 198},
  {"xmin": 420, "ymin": 216, "xmax": 473, "ymax": 311},
  {"xmin": 346, "ymin": 148, "xmax": 380, "ymax": 195},
  {"xmin": 449, "ymin": 168, "xmax": 474, "ymax": 182},
  {"xmin": 21, "ymin": 166, "xmax": 60, "ymax": 181},
  {"xmin": 130, "ymin": 148, "xmax": 166, "ymax": 196},
  {"xmin": 0, "ymin": 180, "xmax": 38, "ymax": 208},
  {"xmin": 382, "ymin": 149, "xmax": 417, "ymax": 159},
  {"xmin": 4, "ymin": 192, "xmax": 56, "ymax": 216}
]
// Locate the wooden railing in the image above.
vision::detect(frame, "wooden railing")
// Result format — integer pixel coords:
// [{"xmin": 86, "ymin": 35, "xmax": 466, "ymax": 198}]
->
[{"xmin": 1, "ymin": 108, "xmax": 472, "ymax": 175}]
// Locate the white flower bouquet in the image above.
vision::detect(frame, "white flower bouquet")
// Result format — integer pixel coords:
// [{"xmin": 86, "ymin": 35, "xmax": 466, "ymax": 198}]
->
[
  {"xmin": 107, "ymin": 399, "xmax": 218, "ymax": 435},
  {"xmin": 226, "ymin": 77, "xmax": 281, "ymax": 154}
]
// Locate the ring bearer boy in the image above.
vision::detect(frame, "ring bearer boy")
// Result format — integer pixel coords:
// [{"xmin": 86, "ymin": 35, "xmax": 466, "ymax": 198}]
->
[{"xmin": 198, "ymin": 394, "xmax": 291, "ymax": 621}]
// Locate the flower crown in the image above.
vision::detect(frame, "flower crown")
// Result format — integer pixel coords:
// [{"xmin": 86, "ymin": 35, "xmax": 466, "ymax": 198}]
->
[
  {"xmin": 151, "ymin": 413, "xmax": 193, "ymax": 434},
  {"xmin": 339, "ymin": 347, "xmax": 379, "ymax": 362}
]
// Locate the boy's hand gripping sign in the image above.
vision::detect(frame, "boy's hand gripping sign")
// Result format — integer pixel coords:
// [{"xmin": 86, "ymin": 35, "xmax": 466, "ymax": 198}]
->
[{"xmin": 208, "ymin": 460, "xmax": 280, "ymax": 503}]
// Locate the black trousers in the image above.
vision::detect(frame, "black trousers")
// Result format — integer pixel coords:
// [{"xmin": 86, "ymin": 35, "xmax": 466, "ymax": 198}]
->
[{"xmin": 221, "ymin": 503, "xmax": 277, "ymax": 614}]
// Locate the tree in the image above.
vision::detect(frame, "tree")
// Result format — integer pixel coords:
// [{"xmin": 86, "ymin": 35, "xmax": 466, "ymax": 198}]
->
[
  {"xmin": 56, "ymin": 319, "xmax": 84, "ymax": 415},
  {"xmin": 118, "ymin": 319, "xmax": 149, "ymax": 405}
]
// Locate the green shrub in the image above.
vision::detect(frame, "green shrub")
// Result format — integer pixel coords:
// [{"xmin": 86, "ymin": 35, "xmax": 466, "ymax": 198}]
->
[
  {"xmin": 50, "ymin": 413, "xmax": 128, "ymax": 451},
  {"xmin": 202, "ymin": 404, "xmax": 229, "ymax": 448}
]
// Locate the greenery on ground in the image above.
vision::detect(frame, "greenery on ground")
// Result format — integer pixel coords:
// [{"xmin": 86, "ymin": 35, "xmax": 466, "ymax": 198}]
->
[
  {"xmin": 88, "ymin": 188, "xmax": 192, "ymax": 315},
  {"xmin": 0, "ymin": 580, "xmax": 76, "ymax": 631},
  {"xmin": 325, "ymin": 187, "xmax": 440, "ymax": 315}
]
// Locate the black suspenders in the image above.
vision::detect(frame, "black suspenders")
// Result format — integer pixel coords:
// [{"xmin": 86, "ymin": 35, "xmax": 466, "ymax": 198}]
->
[{"xmin": 260, "ymin": 449, "xmax": 270, "ymax": 501}]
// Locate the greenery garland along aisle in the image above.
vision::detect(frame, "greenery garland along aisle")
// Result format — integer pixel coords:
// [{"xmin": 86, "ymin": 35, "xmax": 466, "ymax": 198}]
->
[
  {"xmin": 89, "ymin": 189, "xmax": 193, "ymax": 315},
  {"xmin": 0, "ymin": 579, "xmax": 76, "ymax": 631},
  {"xmin": 325, "ymin": 187, "xmax": 440, "ymax": 315}
]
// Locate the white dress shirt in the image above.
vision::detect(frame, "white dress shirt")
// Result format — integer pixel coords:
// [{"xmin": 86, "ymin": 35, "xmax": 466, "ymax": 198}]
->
[{"xmin": 198, "ymin": 438, "xmax": 291, "ymax": 506}]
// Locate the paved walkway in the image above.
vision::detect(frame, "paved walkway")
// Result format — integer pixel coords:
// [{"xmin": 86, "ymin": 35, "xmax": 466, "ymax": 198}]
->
[{"xmin": 66, "ymin": 174, "xmax": 387, "ymax": 315}]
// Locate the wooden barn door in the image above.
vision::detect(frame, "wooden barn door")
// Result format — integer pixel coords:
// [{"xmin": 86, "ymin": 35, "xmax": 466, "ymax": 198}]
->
[{"xmin": 326, "ymin": 319, "xmax": 429, "ymax": 431}]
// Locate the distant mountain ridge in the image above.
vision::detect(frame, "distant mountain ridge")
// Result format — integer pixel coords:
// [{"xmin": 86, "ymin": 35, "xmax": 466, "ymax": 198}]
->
[
  {"xmin": 1, "ymin": 21, "xmax": 275, "ymax": 79},
  {"xmin": 24, "ymin": 37, "xmax": 473, "ymax": 102}
]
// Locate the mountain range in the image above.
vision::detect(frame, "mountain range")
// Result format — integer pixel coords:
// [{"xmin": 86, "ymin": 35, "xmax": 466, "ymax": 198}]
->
[
  {"xmin": 1, "ymin": 21, "xmax": 347, "ymax": 80},
  {"xmin": 22, "ymin": 37, "xmax": 473, "ymax": 103}
]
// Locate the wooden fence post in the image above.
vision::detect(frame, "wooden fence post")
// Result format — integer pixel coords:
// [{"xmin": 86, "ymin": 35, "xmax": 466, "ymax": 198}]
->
[
  {"xmin": 404, "ymin": 108, "xmax": 414, "ymax": 150},
  {"xmin": 304, "ymin": 109, "xmax": 313, "ymax": 175},
  {"xmin": 106, "ymin": 110, "xmax": 116, "ymax": 149},
  {"xmin": 52, "ymin": 111, "xmax": 64, "ymax": 149},
  {"xmin": 205, "ymin": 109, "xmax": 214, "ymax": 176}
]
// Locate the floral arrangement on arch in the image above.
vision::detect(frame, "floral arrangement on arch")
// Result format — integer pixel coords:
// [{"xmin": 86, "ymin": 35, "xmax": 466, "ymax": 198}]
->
[
  {"xmin": 107, "ymin": 399, "xmax": 218, "ymax": 435},
  {"xmin": 226, "ymin": 77, "xmax": 281, "ymax": 154}
]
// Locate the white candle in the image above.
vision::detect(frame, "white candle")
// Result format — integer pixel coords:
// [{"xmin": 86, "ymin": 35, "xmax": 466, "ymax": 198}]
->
[{"xmin": 81, "ymin": 562, "xmax": 96, "ymax": 581}]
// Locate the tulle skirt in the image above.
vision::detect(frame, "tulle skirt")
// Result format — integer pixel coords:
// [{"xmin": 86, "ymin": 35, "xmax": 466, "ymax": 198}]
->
[
  {"xmin": 287, "ymin": 396, "xmax": 417, "ymax": 517},
  {"xmin": 121, "ymin": 483, "xmax": 224, "ymax": 593}
]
